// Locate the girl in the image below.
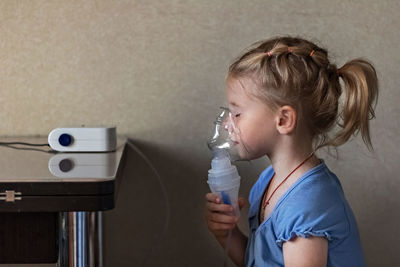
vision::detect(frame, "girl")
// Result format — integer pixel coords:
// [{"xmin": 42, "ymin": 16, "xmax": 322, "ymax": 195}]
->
[{"xmin": 205, "ymin": 36, "xmax": 378, "ymax": 267}]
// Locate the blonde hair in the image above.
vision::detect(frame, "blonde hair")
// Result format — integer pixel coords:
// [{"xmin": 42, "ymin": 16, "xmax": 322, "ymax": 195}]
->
[{"xmin": 228, "ymin": 36, "xmax": 378, "ymax": 150}]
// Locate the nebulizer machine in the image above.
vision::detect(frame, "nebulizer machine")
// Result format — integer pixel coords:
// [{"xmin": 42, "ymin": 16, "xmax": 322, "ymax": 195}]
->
[{"xmin": 207, "ymin": 107, "xmax": 242, "ymax": 217}]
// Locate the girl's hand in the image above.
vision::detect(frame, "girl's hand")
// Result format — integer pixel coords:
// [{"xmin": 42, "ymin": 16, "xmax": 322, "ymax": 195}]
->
[{"xmin": 204, "ymin": 193, "xmax": 246, "ymax": 239}]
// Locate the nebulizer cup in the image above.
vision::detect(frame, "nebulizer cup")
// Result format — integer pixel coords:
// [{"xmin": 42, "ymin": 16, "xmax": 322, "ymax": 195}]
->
[{"xmin": 207, "ymin": 107, "xmax": 241, "ymax": 216}]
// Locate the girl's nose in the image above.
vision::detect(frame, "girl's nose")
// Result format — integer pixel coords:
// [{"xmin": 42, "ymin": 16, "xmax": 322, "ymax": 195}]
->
[
  {"xmin": 228, "ymin": 112, "xmax": 240, "ymax": 136},
  {"xmin": 223, "ymin": 117, "xmax": 233, "ymax": 135}
]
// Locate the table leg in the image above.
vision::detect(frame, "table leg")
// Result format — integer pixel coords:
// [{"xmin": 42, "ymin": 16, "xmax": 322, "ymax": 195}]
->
[{"xmin": 58, "ymin": 212, "xmax": 102, "ymax": 267}]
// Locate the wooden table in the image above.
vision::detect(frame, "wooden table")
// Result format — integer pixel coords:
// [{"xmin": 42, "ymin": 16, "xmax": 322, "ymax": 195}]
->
[{"xmin": 0, "ymin": 137, "xmax": 126, "ymax": 267}]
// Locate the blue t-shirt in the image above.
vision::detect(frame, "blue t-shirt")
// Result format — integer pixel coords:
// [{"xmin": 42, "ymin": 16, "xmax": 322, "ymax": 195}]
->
[{"xmin": 245, "ymin": 161, "xmax": 365, "ymax": 267}]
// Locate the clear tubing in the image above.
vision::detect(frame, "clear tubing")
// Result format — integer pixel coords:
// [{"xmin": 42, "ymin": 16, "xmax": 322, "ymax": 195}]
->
[{"xmin": 125, "ymin": 139, "xmax": 170, "ymax": 266}]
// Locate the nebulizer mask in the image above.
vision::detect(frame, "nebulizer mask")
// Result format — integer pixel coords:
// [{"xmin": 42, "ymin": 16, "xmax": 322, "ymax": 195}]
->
[{"xmin": 207, "ymin": 107, "xmax": 242, "ymax": 216}]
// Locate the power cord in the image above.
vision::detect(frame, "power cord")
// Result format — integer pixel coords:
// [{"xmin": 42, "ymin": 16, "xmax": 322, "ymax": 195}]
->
[
  {"xmin": 0, "ymin": 141, "xmax": 49, "ymax": 147},
  {"xmin": 0, "ymin": 141, "xmax": 54, "ymax": 153}
]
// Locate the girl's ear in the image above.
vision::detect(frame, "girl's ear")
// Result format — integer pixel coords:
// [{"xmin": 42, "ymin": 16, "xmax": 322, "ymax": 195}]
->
[{"xmin": 275, "ymin": 105, "xmax": 297, "ymax": 135}]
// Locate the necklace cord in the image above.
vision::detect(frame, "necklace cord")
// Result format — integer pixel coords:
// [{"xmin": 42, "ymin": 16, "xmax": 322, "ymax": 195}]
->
[{"xmin": 263, "ymin": 152, "xmax": 315, "ymax": 209}]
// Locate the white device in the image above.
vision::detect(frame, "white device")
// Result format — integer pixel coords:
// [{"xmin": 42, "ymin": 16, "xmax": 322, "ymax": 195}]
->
[
  {"xmin": 48, "ymin": 127, "xmax": 117, "ymax": 152},
  {"xmin": 48, "ymin": 153, "xmax": 117, "ymax": 178}
]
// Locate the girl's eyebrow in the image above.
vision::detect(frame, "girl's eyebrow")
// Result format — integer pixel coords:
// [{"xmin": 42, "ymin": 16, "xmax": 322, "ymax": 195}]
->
[{"xmin": 229, "ymin": 102, "xmax": 240, "ymax": 107}]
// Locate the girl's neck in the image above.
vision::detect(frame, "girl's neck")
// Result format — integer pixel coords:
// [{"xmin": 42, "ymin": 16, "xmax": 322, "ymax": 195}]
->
[{"xmin": 268, "ymin": 139, "xmax": 320, "ymax": 183}]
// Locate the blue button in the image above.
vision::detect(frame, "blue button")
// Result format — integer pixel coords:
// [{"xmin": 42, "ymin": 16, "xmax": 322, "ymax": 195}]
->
[{"xmin": 59, "ymin": 134, "xmax": 73, "ymax": 146}]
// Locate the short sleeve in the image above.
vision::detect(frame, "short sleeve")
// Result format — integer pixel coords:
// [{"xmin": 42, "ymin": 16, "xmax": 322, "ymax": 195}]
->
[{"xmin": 273, "ymin": 171, "xmax": 350, "ymax": 247}]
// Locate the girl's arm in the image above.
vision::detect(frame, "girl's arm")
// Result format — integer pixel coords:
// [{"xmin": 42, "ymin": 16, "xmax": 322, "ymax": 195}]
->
[
  {"xmin": 216, "ymin": 225, "xmax": 248, "ymax": 267},
  {"xmin": 283, "ymin": 236, "xmax": 328, "ymax": 267},
  {"xmin": 205, "ymin": 193, "xmax": 248, "ymax": 267}
]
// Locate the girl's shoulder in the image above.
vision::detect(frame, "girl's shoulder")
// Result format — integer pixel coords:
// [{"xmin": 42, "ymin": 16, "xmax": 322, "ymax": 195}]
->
[
  {"xmin": 249, "ymin": 161, "xmax": 343, "ymax": 207},
  {"xmin": 272, "ymin": 161, "xmax": 351, "ymax": 246},
  {"xmin": 276, "ymin": 161, "xmax": 346, "ymax": 214}
]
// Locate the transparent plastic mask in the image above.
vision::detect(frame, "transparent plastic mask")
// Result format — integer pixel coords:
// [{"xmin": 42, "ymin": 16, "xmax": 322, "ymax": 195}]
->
[{"xmin": 207, "ymin": 107, "xmax": 242, "ymax": 161}]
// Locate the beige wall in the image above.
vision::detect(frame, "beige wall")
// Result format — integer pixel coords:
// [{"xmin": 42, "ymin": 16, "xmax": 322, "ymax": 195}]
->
[{"xmin": 1, "ymin": 1, "xmax": 399, "ymax": 266}]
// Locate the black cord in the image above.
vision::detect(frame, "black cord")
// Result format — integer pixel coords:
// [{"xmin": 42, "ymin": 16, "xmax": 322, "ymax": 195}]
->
[
  {"xmin": 0, "ymin": 144, "xmax": 55, "ymax": 153},
  {"xmin": 0, "ymin": 142, "xmax": 53, "ymax": 153},
  {"xmin": 0, "ymin": 142, "xmax": 50, "ymax": 147}
]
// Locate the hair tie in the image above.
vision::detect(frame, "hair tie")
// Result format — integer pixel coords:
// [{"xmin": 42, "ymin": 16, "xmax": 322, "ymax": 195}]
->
[
  {"xmin": 287, "ymin": 47, "xmax": 292, "ymax": 53},
  {"xmin": 309, "ymin": 50, "xmax": 315, "ymax": 56},
  {"xmin": 267, "ymin": 51, "xmax": 272, "ymax": 56}
]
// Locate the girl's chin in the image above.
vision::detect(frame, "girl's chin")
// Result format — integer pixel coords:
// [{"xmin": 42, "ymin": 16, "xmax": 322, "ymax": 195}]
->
[
  {"xmin": 237, "ymin": 150, "xmax": 265, "ymax": 161},
  {"xmin": 237, "ymin": 150, "xmax": 250, "ymax": 160}
]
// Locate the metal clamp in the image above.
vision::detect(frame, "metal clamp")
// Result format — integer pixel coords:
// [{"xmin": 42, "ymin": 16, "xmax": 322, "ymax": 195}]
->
[{"xmin": 0, "ymin": 190, "xmax": 22, "ymax": 202}]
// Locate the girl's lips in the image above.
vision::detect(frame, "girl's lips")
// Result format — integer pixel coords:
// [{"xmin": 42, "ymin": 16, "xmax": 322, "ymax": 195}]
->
[{"xmin": 233, "ymin": 141, "xmax": 239, "ymax": 145}]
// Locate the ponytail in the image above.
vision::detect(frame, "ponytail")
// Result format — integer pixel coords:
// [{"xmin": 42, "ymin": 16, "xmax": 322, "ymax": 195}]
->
[{"xmin": 328, "ymin": 59, "xmax": 378, "ymax": 150}]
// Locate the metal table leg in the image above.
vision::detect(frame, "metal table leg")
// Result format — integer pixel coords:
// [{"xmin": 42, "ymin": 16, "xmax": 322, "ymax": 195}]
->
[{"xmin": 58, "ymin": 212, "xmax": 102, "ymax": 267}]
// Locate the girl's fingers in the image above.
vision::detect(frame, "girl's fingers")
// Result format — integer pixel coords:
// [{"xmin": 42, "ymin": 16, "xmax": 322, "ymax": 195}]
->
[
  {"xmin": 205, "ymin": 192, "xmax": 220, "ymax": 203},
  {"xmin": 206, "ymin": 211, "xmax": 238, "ymax": 224},
  {"xmin": 206, "ymin": 201, "xmax": 234, "ymax": 213},
  {"xmin": 205, "ymin": 193, "xmax": 240, "ymax": 213},
  {"xmin": 204, "ymin": 193, "xmax": 240, "ymax": 233}
]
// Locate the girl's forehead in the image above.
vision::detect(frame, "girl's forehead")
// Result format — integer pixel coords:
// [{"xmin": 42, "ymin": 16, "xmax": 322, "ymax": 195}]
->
[{"xmin": 226, "ymin": 76, "xmax": 259, "ymax": 103}]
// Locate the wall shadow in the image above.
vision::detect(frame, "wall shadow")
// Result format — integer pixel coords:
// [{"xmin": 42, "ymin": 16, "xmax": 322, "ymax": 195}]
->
[{"xmin": 103, "ymin": 138, "xmax": 232, "ymax": 267}]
